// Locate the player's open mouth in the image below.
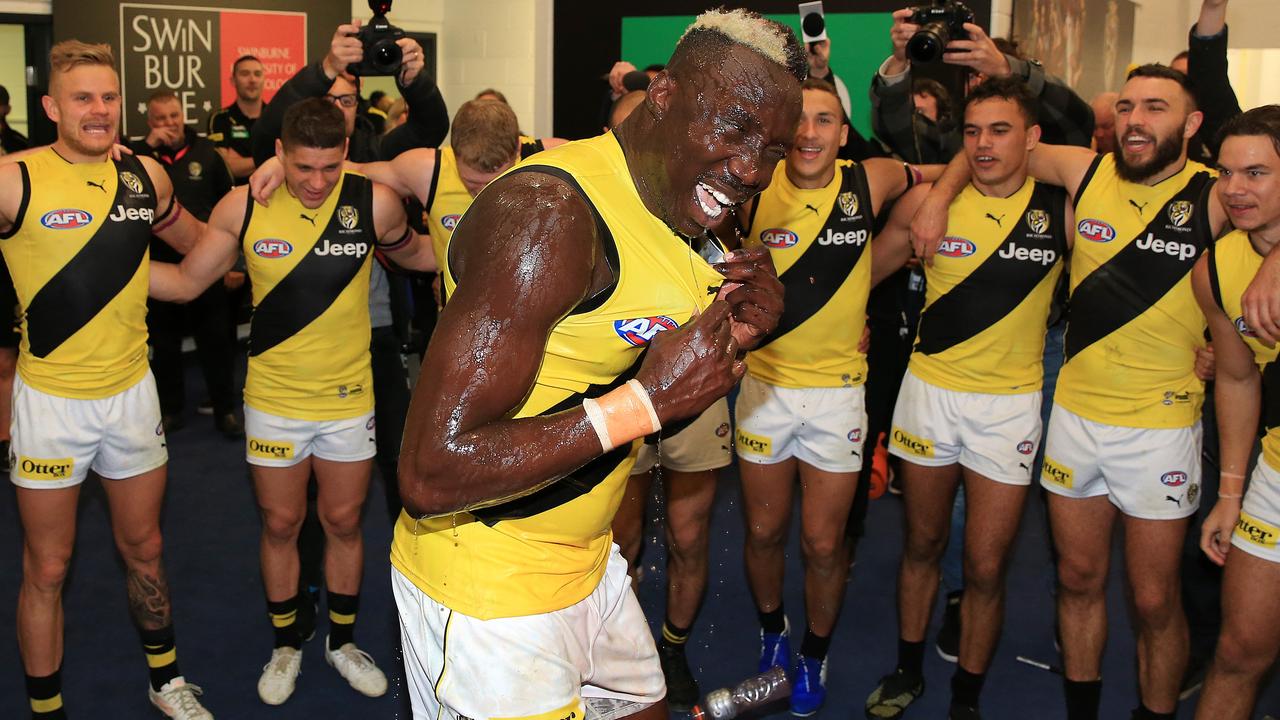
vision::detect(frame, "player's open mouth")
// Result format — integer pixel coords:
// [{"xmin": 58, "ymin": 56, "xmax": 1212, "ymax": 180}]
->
[
  {"xmin": 1123, "ymin": 133, "xmax": 1152, "ymax": 152},
  {"xmin": 795, "ymin": 145, "xmax": 823, "ymax": 160},
  {"xmin": 696, "ymin": 181, "xmax": 738, "ymax": 220}
]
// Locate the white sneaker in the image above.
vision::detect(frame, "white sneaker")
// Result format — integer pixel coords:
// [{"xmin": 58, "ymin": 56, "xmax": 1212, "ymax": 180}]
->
[
  {"xmin": 325, "ymin": 639, "xmax": 387, "ymax": 697},
  {"xmin": 149, "ymin": 677, "xmax": 214, "ymax": 720},
  {"xmin": 257, "ymin": 647, "xmax": 303, "ymax": 705}
]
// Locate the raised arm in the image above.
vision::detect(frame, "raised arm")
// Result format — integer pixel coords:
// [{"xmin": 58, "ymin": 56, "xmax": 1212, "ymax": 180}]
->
[
  {"xmin": 1191, "ymin": 254, "xmax": 1258, "ymax": 564},
  {"xmin": 862, "ymin": 157, "xmax": 943, "ymax": 217},
  {"xmin": 140, "ymin": 155, "xmax": 205, "ymax": 254},
  {"xmin": 398, "ymin": 172, "xmax": 740, "ymax": 517},
  {"xmin": 149, "ymin": 187, "xmax": 247, "ymax": 303},
  {"xmin": 872, "ymin": 183, "xmax": 930, "ymax": 287},
  {"xmin": 372, "ymin": 182, "xmax": 435, "ymax": 272}
]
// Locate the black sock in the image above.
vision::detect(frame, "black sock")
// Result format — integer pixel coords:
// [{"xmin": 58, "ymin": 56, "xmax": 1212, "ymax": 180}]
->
[
  {"xmin": 950, "ymin": 667, "xmax": 986, "ymax": 707},
  {"xmin": 268, "ymin": 595, "xmax": 302, "ymax": 649},
  {"xmin": 799, "ymin": 629, "xmax": 831, "ymax": 660},
  {"xmin": 26, "ymin": 669, "xmax": 66, "ymax": 719},
  {"xmin": 758, "ymin": 606, "xmax": 786, "ymax": 635},
  {"xmin": 328, "ymin": 590, "xmax": 359, "ymax": 650},
  {"xmin": 897, "ymin": 638, "xmax": 925, "ymax": 678},
  {"xmin": 1064, "ymin": 678, "xmax": 1102, "ymax": 720},
  {"xmin": 661, "ymin": 619, "xmax": 691, "ymax": 648},
  {"xmin": 1131, "ymin": 704, "xmax": 1175, "ymax": 720},
  {"xmin": 138, "ymin": 624, "xmax": 181, "ymax": 692}
]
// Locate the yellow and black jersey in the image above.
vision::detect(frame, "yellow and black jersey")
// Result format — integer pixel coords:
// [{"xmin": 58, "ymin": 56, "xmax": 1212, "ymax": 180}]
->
[
  {"xmin": 742, "ymin": 159, "xmax": 875, "ymax": 388},
  {"xmin": 242, "ymin": 172, "xmax": 377, "ymax": 421},
  {"xmin": 1056, "ymin": 154, "xmax": 1215, "ymax": 428},
  {"xmin": 1209, "ymin": 230, "xmax": 1280, "ymax": 472},
  {"xmin": 392, "ymin": 131, "xmax": 724, "ymax": 620},
  {"xmin": 909, "ymin": 179, "xmax": 1067, "ymax": 393},
  {"xmin": 422, "ymin": 136, "xmax": 548, "ymax": 279},
  {"xmin": 1, "ymin": 149, "xmax": 157, "ymax": 398}
]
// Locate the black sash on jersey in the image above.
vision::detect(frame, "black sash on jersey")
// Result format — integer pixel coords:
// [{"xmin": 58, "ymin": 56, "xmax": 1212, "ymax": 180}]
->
[
  {"xmin": 915, "ymin": 183, "xmax": 1067, "ymax": 355},
  {"xmin": 24, "ymin": 155, "xmax": 156, "ymax": 358},
  {"xmin": 1064, "ymin": 171, "xmax": 1215, "ymax": 361},
  {"xmin": 470, "ymin": 356, "xmax": 642, "ymax": 525},
  {"xmin": 249, "ymin": 175, "xmax": 376, "ymax": 356},
  {"xmin": 754, "ymin": 163, "xmax": 874, "ymax": 349}
]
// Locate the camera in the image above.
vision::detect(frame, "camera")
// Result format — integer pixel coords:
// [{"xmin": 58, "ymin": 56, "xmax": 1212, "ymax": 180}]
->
[
  {"xmin": 349, "ymin": 0, "xmax": 405, "ymax": 77},
  {"xmin": 906, "ymin": 0, "xmax": 975, "ymax": 64},
  {"xmin": 798, "ymin": 2, "xmax": 827, "ymax": 44}
]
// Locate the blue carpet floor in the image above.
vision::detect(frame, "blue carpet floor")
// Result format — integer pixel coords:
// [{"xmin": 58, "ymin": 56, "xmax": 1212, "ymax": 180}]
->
[{"xmin": 2, "ymin": 391, "xmax": 1277, "ymax": 719}]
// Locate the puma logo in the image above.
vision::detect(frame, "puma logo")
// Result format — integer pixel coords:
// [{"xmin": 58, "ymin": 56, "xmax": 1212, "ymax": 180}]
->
[
  {"xmin": 299, "ymin": 213, "xmax": 318, "ymax": 226},
  {"xmin": 1166, "ymin": 494, "xmax": 1183, "ymax": 508},
  {"xmin": 86, "ymin": 180, "xmax": 107, "ymax": 193},
  {"xmin": 803, "ymin": 203, "xmax": 820, "ymax": 215},
  {"xmin": 985, "ymin": 213, "xmax": 1005, "ymax": 227},
  {"xmin": 1129, "ymin": 199, "xmax": 1148, "ymax": 214}
]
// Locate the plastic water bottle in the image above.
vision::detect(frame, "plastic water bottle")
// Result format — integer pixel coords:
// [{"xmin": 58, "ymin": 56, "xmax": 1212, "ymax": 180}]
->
[{"xmin": 690, "ymin": 666, "xmax": 790, "ymax": 720}]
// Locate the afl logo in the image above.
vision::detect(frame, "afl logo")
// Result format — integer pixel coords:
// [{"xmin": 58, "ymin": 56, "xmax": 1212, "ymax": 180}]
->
[
  {"xmin": 442, "ymin": 214, "xmax": 461, "ymax": 231},
  {"xmin": 40, "ymin": 209, "xmax": 92, "ymax": 229},
  {"xmin": 614, "ymin": 316, "xmax": 679, "ymax": 346},
  {"xmin": 253, "ymin": 239, "xmax": 293, "ymax": 258},
  {"xmin": 1235, "ymin": 316, "xmax": 1258, "ymax": 338},
  {"xmin": 365, "ymin": 417, "xmax": 376, "ymax": 431},
  {"xmin": 760, "ymin": 228, "xmax": 798, "ymax": 249},
  {"xmin": 848, "ymin": 429, "xmax": 862, "ymax": 443},
  {"xmin": 1161, "ymin": 470, "xmax": 1188, "ymax": 487},
  {"xmin": 1026, "ymin": 209, "xmax": 1050, "ymax": 235},
  {"xmin": 716, "ymin": 422, "xmax": 730, "ymax": 438},
  {"xmin": 1077, "ymin": 218, "xmax": 1116, "ymax": 243},
  {"xmin": 1168, "ymin": 200, "xmax": 1193, "ymax": 228},
  {"xmin": 119, "ymin": 171, "xmax": 144, "ymax": 194},
  {"xmin": 1017, "ymin": 440, "xmax": 1035, "ymax": 455},
  {"xmin": 337, "ymin": 205, "xmax": 359, "ymax": 230},
  {"xmin": 937, "ymin": 237, "xmax": 976, "ymax": 257}
]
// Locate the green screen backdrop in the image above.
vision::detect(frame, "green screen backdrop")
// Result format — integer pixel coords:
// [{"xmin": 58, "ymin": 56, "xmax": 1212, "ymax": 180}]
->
[{"xmin": 621, "ymin": 13, "xmax": 894, "ymax": 139}]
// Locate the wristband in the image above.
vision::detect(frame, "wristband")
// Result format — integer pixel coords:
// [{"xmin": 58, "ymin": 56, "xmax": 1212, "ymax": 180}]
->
[
  {"xmin": 1218, "ymin": 492, "xmax": 1243, "ymax": 499},
  {"xmin": 904, "ymin": 163, "xmax": 923, "ymax": 189},
  {"xmin": 582, "ymin": 379, "xmax": 662, "ymax": 452},
  {"xmin": 1220, "ymin": 471, "xmax": 1246, "ymax": 479},
  {"xmin": 377, "ymin": 226, "xmax": 414, "ymax": 252}
]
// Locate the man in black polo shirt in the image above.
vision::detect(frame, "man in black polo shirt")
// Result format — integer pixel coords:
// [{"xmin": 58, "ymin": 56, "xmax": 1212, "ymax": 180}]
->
[
  {"xmin": 132, "ymin": 89, "xmax": 241, "ymax": 438},
  {"xmin": 207, "ymin": 54, "xmax": 263, "ymax": 183}
]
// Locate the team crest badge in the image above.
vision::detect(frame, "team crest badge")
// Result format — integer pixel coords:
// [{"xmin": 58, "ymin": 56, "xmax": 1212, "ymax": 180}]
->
[
  {"xmin": 838, "ymin": 191, "xmax": 859, "ymax": 218},
  {"xmin": 119, "ymin": 171, "xmax": 144, "ymax": 194},
  {"xmin": 337, "ymin": 205, "xmax": 359, "ymax": 230},
  {"xmin": 1026, "ymin": 209, "xmax": 1050, "ymax": 234},
  {"xmin": 1168, "ymin": 200, "xmax": 1193, "ymax": 227},
  {"xmin": 188, "ymin": 161, "xmax": 202, "ymax": 179}
]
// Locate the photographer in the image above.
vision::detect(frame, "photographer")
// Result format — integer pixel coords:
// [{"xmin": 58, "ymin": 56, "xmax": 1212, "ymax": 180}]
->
[
  {"xmin": 251, "ymin": 18, "xmax": 448, "ymax": 166},
  {"xmin": 871, "ymin": 5, "xmax": 1093, "ymax": 164}
]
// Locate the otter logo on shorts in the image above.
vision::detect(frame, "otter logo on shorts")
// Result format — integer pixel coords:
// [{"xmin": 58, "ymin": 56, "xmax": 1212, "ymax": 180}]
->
[
  {"xmin": 1235, "ymin": 511, "xmax": 1279, "ymax": 548},
  {"xmin": 248, "ymin": 438, "xmax": 294, "ymax": 461},
  {"xmin": 890, "ymin": 427, "xmax": 933, "ymax": 458},
  {"xmin": 17, "ymin": 456, "xmax": 75, "ymax": 481},
  {"xmin": 735, "ymin": 428, "xmax": 771, "ymax": 456},
  {"xmin": 1042, "ymin": 456, "xmax": 1073, "ymax": 489}
]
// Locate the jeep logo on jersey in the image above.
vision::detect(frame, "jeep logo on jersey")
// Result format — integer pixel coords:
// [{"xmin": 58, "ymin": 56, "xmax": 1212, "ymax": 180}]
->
[
  {"xmin": 937, "ymin": 237, "xmax": 976, "ymax": 257},
  {"xmin": 1026, "ymin": 209, "xmax": 1050, "ymax": 235},
  {"xmin": 442, "ymin": 214, "xmax": 461, "ymax": 231},
  {"xmin": 119, "ymin": 171, "xmax": 144, "ymax": 194},
  {"xmin": 253, "ymin": 239, "xmax": 293, "ymax": 258},
  {"xmin": 337, "ymin": 205, "xmax": 359, "ymax": 230},
  {"xmin": 1168, "ymin": 200, "xmax": 1193, "ymax": 227},
  {"xmin": 817, "ymin": 228, "xmax": 869, "ymax": 246},
  {"xmin": 614, "ymin": 316, "xmax": 679, "ymax": 346},
  {"xmin": 760, "ymin": 228, "xmax": 798, "ymax": 249},
  {"xmin": 1235, "ymin": 316, "xmax": 1258, "ymax": 337},
  {"xmin": 1017, "ymin": 440, "xmax": 1035, "ymax": 455},
  {"xmin": 1077, "ymin": 218, "xmax": 1116, "ymax": 243},
  {"xmin": 108, "ymin": 205, "xmax": 155, "ymax": 223},
  {"xmin": 1136, "ymin": 233, "xmax": 1198, "ymax": 261},
  {"xmin": 40, "ymin": 209, "xmax": 92, "ymax": 229},
  {"xmin": 838, "ymin": 191, "xmax": 859, "ymax": 217},
  {"xmin": 998, "ymin": 243, "xmax": 1057, "ymax": 266},
  {"xmin": 1161, "ymin": 470, "xmax": 1188, "ymax": 487},
  {"xmin": 314, "ymin": 239, "xmax": 369, "ymax": 256}
]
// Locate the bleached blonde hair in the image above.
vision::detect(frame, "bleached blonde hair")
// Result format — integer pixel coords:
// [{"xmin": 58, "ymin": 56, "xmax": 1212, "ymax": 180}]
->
[
  {"xmin": 50, "ymin": 40, "xmax": 116, "ymax": 88},
  {"xmin": 677, "ymin": 8, "xmax": 808, "ymax": 82}
]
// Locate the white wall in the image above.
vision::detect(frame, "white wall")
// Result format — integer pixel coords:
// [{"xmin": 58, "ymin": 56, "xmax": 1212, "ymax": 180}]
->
[{"xmin": 0, "ymin": 0, "xmax": 49, "ymax": 13}]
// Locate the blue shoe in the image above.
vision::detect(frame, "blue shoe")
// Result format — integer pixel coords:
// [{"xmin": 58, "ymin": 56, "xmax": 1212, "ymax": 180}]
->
[
  {"xmin": 790, "ymin": 654, "xmax": 827, "ymax": 717},
  {"xmin": 758, "ymin": 616, "xmax": 790, "ymax": 673}
]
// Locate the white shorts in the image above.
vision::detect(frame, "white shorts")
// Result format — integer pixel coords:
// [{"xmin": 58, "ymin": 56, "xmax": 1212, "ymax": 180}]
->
[
  {"xmin": 631, "ymin": 397, "xmax": 732, "ymax": 475},
  {"xmin": 888, "ymin": 370, "xmax": 1042, "ymax": 485},
  {"xmin": 243, "ymin": 404, "xmax": 376, "ymax": 467},
  {"xmin": 734, "ymin": 375, "xmax": 867, "ymax": 473},
  {"xmin": 10, "ymin": 371, "xmax": 168, "ymax": 489},
  {"xmin": 393, "ymin": 546, "xmax": 664, "ymax": 720},
  {"xmin": 1233, "ymin": 460, "xmax": 1280, "ymax": 563},
  {"xmin": 1039, "ymin": 403, "xmax": 1202, "ymax": 520}
]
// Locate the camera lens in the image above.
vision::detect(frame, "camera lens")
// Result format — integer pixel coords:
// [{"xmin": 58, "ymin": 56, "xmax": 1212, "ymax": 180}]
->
[
  {"xmin": 801, "ymin": 12, "xmax": 825, "ymax": 38},
  {"xmin": 372, "ymin": 39, "xmax": 402, "ymax": 72},
  {"xmin": 907, "ymin": 23, "xmax": 950, "ymax": 64}
]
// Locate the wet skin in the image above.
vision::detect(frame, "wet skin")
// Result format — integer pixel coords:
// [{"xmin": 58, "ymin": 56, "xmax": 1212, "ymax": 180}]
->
[{"xmin": 398, "ymin": 45, "xmax": 800, "ymax": 517}]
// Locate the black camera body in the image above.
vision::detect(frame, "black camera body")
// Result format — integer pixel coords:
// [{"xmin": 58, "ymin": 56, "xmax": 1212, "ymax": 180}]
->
[
  {"xmin": 907, "ymin": 0, "xmax": 975, "ymax": 64},
  {"xmin": 349, "ymin": 0, "xmax": 405, "ymax": 77}
]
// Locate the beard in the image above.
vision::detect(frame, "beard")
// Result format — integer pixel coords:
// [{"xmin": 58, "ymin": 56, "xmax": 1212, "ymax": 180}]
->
[{"xmin": 1115, "ymin": 129, "xmax": 1185, "ymax": 183}]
